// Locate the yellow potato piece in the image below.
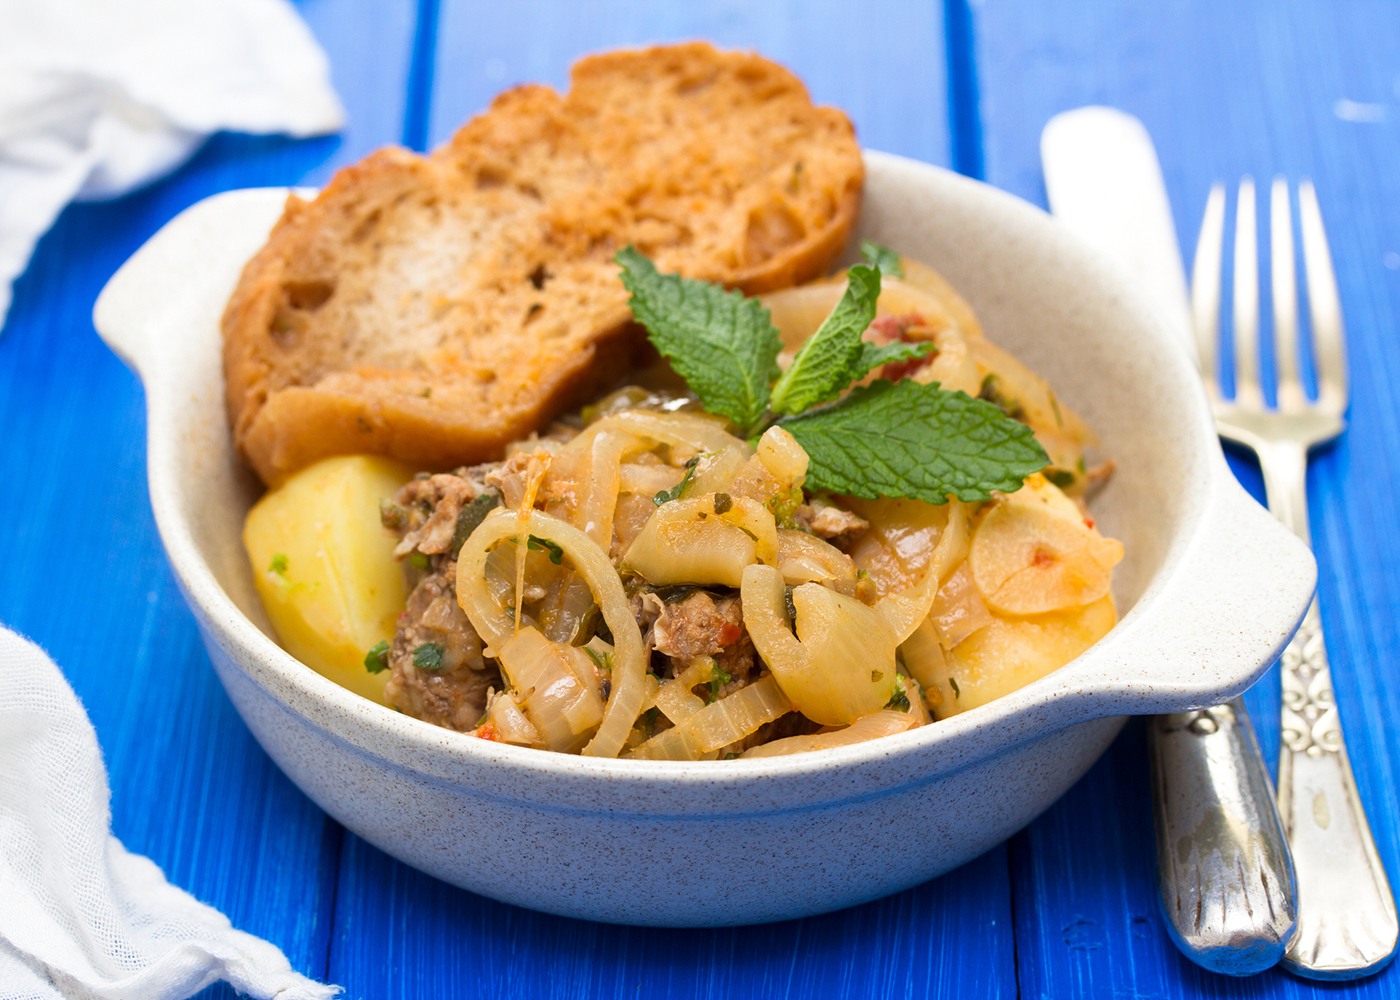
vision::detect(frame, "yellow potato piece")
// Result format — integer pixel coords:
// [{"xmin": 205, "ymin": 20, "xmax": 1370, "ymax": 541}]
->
[
  {"xmin": 931, "ymin": 596, "xmax": 1117, "ymax": 718},
  {"xmin": 243, "ymin": 455, "xmax": 416, "ymax": 703}
]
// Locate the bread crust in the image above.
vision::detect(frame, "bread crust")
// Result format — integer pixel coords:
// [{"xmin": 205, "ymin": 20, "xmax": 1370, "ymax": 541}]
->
[{"xmin": 224, "ymin": 42, "xmax": 864, "ymax": 485}]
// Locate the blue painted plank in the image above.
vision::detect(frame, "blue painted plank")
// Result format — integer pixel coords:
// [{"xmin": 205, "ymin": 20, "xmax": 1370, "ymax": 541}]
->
[
  {"xmin": 329, "ymin": 831, "xmax": 1015, "ymax": 1000},
  {"xmin": 0, "ymin": 2, "xmax": 418, "ymax": 994},
  {"xmin": 975, "ymin": 1, "xmax": 1400, "ymax": 995},
  {"xmin": 425, "ymin": 0, "xmax": 953, "ymax": 167}
]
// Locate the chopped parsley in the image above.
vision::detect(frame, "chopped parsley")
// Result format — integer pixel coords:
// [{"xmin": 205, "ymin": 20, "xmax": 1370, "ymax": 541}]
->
[
  {"xmin": 886, "ymin": 677, "xmax": 912, "ymax": 712},
  {"xmin": 584, "ymin": 646, "xmax": 614, "ymax": 674},
  {"xmin": 451, "ymin": 493, "xmax": 501, "ymax": 554},
  {"xmin": 706, "ymin": 664, "xmax": 733, "ymax": 704},
  {"xmin": 407, "ymin": 551, "xmax": 430, "ymax": 571},
  {"xmin": 949, "ymin": 677, "xmax": 961, "ymax": 700},
  {"xmin": 268, "ymin": 553, "xmax": 288, "ymax": 576},
  {"xmin": 526, "ymin": 534, "xmax": 565, "ymax": 565},
  {"xmin": 364, "ymin": 640, "xmax": 391, "ymax": 674},
  {"xmin": 654, "ymin": 454, "xmax": 701, "ymax": 506},
  {"xmin": 1045, "ymin": 468, "xmax": 1076, "ymax": 489},
  {"xmin": 413, "ymin": 642, "xmax": 445, "ymax": 671}
]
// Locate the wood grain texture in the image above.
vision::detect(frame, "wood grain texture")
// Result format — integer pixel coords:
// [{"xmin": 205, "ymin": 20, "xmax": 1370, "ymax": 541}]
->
[
  {"xmin": 0, "ymin": 3, "xmax": 419, "ymax": 997},
  {"xmin": 975, "ymin": 1, "xmax": 1400, "ymax": 995},
  {"xmin": 328, "ymin": 831, "xmax": 1015, "ymax": 1000},
  {"xmin": 426, "ymin": 0, "xmax": 953, "ymax": 166}
]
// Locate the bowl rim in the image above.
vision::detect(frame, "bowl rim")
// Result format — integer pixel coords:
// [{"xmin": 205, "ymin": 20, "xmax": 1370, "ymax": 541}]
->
[{"xmin": 93, "ymin": 150, "xmax": 1316, "ymax": 804}]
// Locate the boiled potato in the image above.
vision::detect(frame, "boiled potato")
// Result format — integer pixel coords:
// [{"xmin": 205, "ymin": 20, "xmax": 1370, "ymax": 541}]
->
[
  {"xmin": 929, "ymin": 595, "xmax": 1117, "ymax": 718},
  {"xmin": 243, "ymin": 455, "xmax": 415, "ymax": 702}
]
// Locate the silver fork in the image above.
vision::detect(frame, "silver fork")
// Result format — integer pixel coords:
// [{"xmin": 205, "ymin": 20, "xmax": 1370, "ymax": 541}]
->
[{"xmin": 1193, "ymin": 175, "xmax": 1400, "ymax": 978}]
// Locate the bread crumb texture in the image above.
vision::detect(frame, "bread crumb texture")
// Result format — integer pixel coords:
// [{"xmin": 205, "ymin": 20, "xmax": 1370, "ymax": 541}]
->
[{"xmin": 223, "ymin": 42, "xmax": 864, "ymax": 486}]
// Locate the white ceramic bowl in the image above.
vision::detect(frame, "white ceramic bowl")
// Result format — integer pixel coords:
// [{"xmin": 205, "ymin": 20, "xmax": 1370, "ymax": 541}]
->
[{"xmin": 93, "ymin": 151, "xmax": 1314, "ymax": 926}]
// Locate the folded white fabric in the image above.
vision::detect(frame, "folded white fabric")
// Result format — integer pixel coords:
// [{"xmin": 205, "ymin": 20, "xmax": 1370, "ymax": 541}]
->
[
  {"xmin": 0, "ymin": 0, "xmax": 345, "ymax": 331},
  {"xmin": 0, "ymin": 628, "xmax": 338, "ymax": 1000}
]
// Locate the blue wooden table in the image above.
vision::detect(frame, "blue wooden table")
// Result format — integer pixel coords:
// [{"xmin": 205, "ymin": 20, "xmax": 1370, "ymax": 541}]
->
[{"xmin": 3, "ymin": 2, "xmax": 1399, "ymax": 997}]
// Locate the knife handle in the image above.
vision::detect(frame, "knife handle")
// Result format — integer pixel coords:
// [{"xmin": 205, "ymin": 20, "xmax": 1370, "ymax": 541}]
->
[{"xmin": 1149, "ymin": 699, "xmax": 1297, "ymax": 975}]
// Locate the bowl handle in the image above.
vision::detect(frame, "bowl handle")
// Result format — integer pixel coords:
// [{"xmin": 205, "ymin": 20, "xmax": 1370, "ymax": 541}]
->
[
  {"xmin": 93, "ymin": 188, "xmax": 298, "ymax": 378},
  {"xmin": 1076, "ymin": 450, "xmax": 1316, "ymax": 714}
]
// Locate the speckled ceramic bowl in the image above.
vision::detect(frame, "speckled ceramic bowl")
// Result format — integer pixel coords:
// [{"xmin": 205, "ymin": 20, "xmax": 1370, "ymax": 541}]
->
[{"xmin": 93, "ymin": 151, "xmax": 1314, "ymax": 926}]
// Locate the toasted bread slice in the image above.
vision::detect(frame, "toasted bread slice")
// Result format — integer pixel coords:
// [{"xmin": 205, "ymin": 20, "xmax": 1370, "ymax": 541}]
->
[{"xmin": 224, "ymin": 42, "xmax": 864, "ymax": 486}]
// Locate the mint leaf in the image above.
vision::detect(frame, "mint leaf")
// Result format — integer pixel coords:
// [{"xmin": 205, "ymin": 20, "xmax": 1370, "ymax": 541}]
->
[
  {"xmin": 769, "ymin": 265, "xmax": 883, "ymax": 415},
  {"xmin": 860, "ymin": 240, "xmax": 904, "ymax": 278},
  {"xmin": 857, "ymin": 338, "xmax": 934, "ymax": 373},
  {"xmin": 617, "ymin": 247, "xmax": 779, "ymax": 433},
  {"xmin": 778, "ymin": 380, "xmax": 1049, "ymax": 503}
]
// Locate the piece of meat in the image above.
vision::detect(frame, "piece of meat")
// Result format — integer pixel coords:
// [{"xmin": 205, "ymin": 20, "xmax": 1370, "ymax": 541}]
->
[
  {"xmin": 807, "ymin": 501, "xmax": 869, "ymax": 543},
  {"xmin": 652, "ymin": 592, "xmax": 745, "ymax": 662},
  {"xmin": 391, "ymin": 473, "xmax": 482, "ymax": 557},
  {"xmin": 384, "ymin": 556, "xmax": 501, "ymax": 730}
]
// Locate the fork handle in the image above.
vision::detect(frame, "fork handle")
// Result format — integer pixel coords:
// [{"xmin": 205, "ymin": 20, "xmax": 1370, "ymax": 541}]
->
[
  {"xmin": 1257, "ymin": 438, "xmax": 1400, "ymax": 977},
  {"xmin": 1277, "ymin": 598, "xmax": 1399, "ymax": 977},
  {"xmin": 1149, "ymin": 700, "xmax": 1296, "ymax": 975}
]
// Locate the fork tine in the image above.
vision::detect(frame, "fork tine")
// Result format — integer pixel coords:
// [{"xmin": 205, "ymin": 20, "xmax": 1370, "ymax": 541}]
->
[
  {"xmin": 1191, "ymin": 182, "xmax": 1226, "ymax": 399},
  {"xmin": 1233, "ymin": 177, "xmax": 1262, "ymax": 407},
  {"xmin": 1298, "ymin": 179, "xmax": 1349, "ymax": 412},
  {"xmin": 1271, "ymin": 177, "xmax": 1305, "ymax": 411}
]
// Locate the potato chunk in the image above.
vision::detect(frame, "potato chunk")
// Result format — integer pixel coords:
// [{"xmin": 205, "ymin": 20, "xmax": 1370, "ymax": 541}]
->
[
  {"xmin": 243, "ymin": 455, "xmax": 415, "ymax": 702},
  {"xmin": 930, "ymin": 596, "xmax": 1117, "ymax": 718}
]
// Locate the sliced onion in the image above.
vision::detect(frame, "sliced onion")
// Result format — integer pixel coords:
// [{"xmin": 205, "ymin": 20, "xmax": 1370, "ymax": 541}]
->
[
  {"xmin": 483, "ymin": 690, "xmax": 541, "ymax": 747},
  {"xmin": 741, "ymin": 564, "xmax": 898, "ymax": 726},
  {"xmin": 497, "ymin": 627, "xmax": 604, "ymax": 753},
  {"xmin": 688, "ymin": 445, "xmax": 749, "ymax": 496},
  {"xmin": 899, "ymin": 618, "xmax": 948, "ymax": 694},
  {"xmin": 654, "ymin": 657, "xmax": 712, "ymax": 725},
  {"xmin": 875, "ymin": 501, "xmax": 969, "ymax": 643},
  {"xmin": 740, "ymin": 709, "xmax": 917, "ymax": 758},
  {"xmin": 627, "ymin": 675, "xmax": 793, "ymax": 761},
  {"xmin": 755, "ymin": 426, "xmax": 808, "ymax": 488},
  {"xmin": 624, "ymin": 494, "xmax": 777, "ymax": 588},
  {"xmin": 929, "ymin": 564, "xmax": 995, "ymax": 649},
  {"xmin": 591, "ymin": 410, "xmax": 751, "ymax": 457},
  {"xmin": 777, "ymin": 529, "xmax": 857, "ymax": 587},
  {"xmin": 456, "ymin": 507, "xmax": 646, "ymax": 758}
]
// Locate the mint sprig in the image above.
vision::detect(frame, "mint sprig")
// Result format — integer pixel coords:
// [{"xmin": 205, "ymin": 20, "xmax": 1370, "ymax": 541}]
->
[
  {"xmin": 616, "ymin": 247, "xmax": 779, "ymax": 434},
  {"xmin": 769, "ymin": 265, "xmax": 930, "ymax": 415},
  {"xmin": 778, "ymin": 380, "xmax": 1048, "ymax": 503},
  {"xmin": 615, "ymin": 248, "xmax": 1048, "ymax": 503}
]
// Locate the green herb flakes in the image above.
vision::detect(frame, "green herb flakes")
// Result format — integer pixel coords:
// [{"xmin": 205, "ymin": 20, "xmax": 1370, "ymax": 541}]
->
[
  {"xmin": 268, "ymin": 553, "xmax": 288, "ymax": 576},
  {"xmin": 654, "ymin": 454, "xmax": 701, "ymax": 506},
  {"xmin": 452, "ymin": 493, "xmax": 501, "ymax": 554},
  {"xmin": 886, "ymin": 677, "xmax": 912, "ymax": 712},
  {"xmin": 413, "ymin": 642, "xmax": 446, "ymax": 671},
  {"xmin": 364, "ymin": 640, "xmax": 391, "ymax": 674},
  {"xmin": 526, "ymin": 534, "xmax": 565, "ymax": 565}
]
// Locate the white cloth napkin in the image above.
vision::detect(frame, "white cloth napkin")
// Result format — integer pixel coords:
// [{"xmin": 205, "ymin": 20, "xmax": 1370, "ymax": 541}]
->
[
  {"xmin": 0, "ymin": 0, "xmax": 345, "ymax": 331},
  {"xmin": 0, "ymin": 627, "xmax": 339, "ymax": 1000}
]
